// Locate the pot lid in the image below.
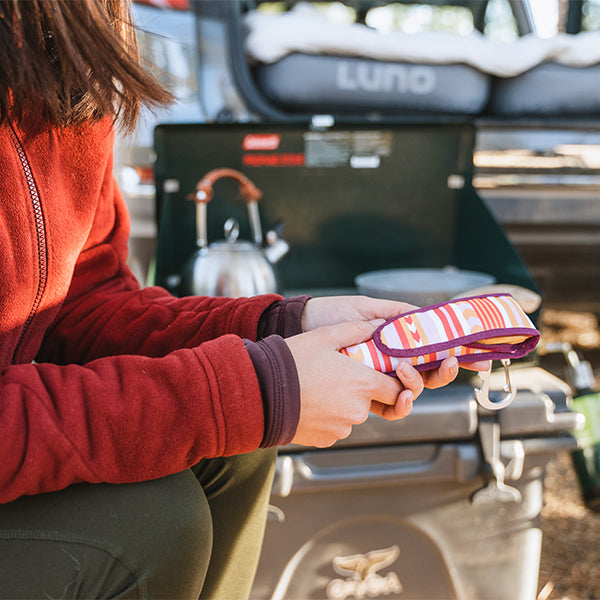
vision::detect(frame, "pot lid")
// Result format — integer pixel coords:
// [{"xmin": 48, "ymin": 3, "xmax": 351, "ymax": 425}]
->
[{"xmin": 355, "ymin": 267, "xmax": 496, "ymax": 299}]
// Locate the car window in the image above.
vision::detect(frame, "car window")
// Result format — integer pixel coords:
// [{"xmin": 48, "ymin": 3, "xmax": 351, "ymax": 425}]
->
[
  {"xmin": 364, "ymin": 4, "xmax": 475, "ymax": 35},
  {"xmin": 513, "ymin": 0, "xmax": 600, "ymax": 36},
  {"xmin": 254, "ymin": 0, "xmax": 529, "ymax": 38},
  {"xmin": 132, "ymin": 3, "xmax": 201, "ymax": 122},
  {"xmin": 582, "ymin": 0, "xmax": 600, "ymax": 31},
  {"xmin": 483, "ymin": 0, "xmax": 520, "ymax": 40}
]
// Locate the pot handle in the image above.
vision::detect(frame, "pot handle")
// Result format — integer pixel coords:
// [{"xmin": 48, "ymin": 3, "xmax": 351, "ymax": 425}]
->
[{"xmin": 188, "ymin": 168, "xmax": 264, "ymax": 247}]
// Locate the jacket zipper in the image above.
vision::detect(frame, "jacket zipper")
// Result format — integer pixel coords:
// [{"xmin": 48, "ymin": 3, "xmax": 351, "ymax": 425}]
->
[{"xmin": 9, "ymin": 125, "xmax": 48, "ymax": 361}]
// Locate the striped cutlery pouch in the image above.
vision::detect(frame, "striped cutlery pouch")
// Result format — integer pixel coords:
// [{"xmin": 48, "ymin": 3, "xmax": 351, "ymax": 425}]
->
[{"xmin": 341, "ymin": 293, "xmax": 540, "ymax": 373}]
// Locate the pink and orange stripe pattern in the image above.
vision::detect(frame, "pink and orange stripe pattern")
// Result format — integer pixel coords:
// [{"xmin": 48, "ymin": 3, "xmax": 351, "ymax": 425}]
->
[{"xmin": 340, "ymin": 293, "xmax": 539, "ymax": 373}]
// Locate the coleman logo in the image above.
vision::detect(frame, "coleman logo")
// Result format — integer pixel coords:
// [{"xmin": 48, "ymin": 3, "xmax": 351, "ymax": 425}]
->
[
  {"xmin": 242, "ymin": 134, "xmax": 281, "ymax": 151},
  {"xmin": 336, "ymin": 62, "xmax": 436, "ymax": 95},
  {"xmin": 326, "ymin": 546, "xmax": 404, "ymax": 600}
]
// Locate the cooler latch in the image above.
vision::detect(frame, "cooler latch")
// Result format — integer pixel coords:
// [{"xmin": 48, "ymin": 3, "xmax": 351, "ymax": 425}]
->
[{"xmin": 472, "ymin": 418, "xmax": 523, "ymax": 505}]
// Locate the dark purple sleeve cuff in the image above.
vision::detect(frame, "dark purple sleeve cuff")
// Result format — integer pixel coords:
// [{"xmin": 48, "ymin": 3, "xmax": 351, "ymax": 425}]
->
[
  {"xmin": 257, "ymin": 295, "xmax": 311, "ymax": 339},
  {"xmin": 244, "ymin": 335, "xmax": 300, "ymax": 448}
]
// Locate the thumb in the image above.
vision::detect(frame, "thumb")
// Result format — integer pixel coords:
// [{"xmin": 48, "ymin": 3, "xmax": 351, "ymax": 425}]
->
[{"xmin": 320, "ymin": 319, "xmax": 381, "ymax": 350}]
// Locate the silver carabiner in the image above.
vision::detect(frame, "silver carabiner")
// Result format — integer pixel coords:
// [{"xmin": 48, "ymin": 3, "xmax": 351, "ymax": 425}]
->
[{"xmin": 474, "ymin": 359, "xmax": 517, "ymax": 411}]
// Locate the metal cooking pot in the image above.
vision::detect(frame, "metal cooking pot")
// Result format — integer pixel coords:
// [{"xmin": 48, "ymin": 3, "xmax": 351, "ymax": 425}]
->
[
  {"xmin": 355, "ymin": 267, "xmax": 496, "ymax": 306},
  {"xmin": 181, "ymin": 168, "xmax": 288, "ymax": 298}
]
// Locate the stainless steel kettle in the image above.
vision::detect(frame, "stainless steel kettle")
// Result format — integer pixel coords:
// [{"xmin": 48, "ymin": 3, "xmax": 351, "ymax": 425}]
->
[{"xmin": 180, "ymin": 168, "xmax": 288, "ymax": 297}]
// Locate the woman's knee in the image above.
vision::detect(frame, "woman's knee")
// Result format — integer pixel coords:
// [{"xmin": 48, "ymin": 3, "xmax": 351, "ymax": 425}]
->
[{"xmin": 192, "ymin": 447, "xmax": 278, "ymax": 500}]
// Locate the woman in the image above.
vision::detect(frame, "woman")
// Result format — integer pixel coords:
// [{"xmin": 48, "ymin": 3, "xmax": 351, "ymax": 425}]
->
[{"xmin": 0, "ymin": 1, "xmax": 488, "ymax": 598}]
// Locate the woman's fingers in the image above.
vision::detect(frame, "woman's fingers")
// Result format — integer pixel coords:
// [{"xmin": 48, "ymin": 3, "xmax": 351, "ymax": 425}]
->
[
  {"xmin": 420, "ymin": 357, "xmax": 492, "ymax": 389},
  {"xmin": 395, "ymin": 360, "xmax": 424, "ymax": 399},
  {"xmin": 370, "ymin": 388, "xmax": 414, "ymax": 420},
  {"xmin": 420, "ymin": 357, "xmax": 460, "ymax": 389},
  {"xmin": 301, "ymin": 295, "xmax": 416, "ymax": 332},
  {"xmin": 371, "ymin": 360, "xmax": 425, "ymax": 421},
  {"xmin": 458, "ymin": 359, "xmax": 492, "ymax": 373},
  {"xmin": 375, "ymin": 357, "xmax": 494, "ymax": 417}
]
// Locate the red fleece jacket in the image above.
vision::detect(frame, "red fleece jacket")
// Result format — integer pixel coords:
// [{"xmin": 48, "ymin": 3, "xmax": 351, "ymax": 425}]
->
[{"xmin": 0, "ymin": 117, "xmax": 299, "ymax": 504}]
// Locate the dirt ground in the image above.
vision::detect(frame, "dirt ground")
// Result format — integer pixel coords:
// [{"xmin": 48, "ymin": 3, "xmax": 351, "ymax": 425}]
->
[
  {"xmin": 536, "ymin": 309, "xmax": 600, "ymax": 600},
  {"xmin": 538, "ymin": 452, "xmax": 600, "ymax": 600}
]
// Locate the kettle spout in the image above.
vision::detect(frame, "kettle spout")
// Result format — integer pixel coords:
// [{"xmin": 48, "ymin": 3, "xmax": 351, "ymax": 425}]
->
[{"xmin": 264, "ymin": 224, "xmax": 290, "ymax": 264}]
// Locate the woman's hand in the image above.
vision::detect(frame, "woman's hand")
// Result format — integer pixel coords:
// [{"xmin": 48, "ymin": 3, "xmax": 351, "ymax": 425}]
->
[
  {"xmin": 285, "ymin": 319, "xmax": 421, "ymax": 447},
  {"xmin": 301, "ymin": 295, "xmax": 416, "ymax": 332},
  {"xmin": 286, "ymin": 295, "xmax": 493, "ymax": 447},
  {"xmin": 301, "ymin": 295, "xmax": 492, "ymax": 383}
]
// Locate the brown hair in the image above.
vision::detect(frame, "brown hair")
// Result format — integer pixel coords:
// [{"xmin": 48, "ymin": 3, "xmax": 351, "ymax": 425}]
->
[{"xmin": 0, "ymin": 0, "xmax": 174, "ymax": 130}]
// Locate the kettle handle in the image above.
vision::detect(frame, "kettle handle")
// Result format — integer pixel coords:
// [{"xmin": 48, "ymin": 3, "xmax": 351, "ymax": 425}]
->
[
  {"xmin": 194, "ymin": 168, "xmax": 263, "ymax": 204},
  {"xmin": 188, "ymin": 169, "xmax": 264, "ymax": 247}
]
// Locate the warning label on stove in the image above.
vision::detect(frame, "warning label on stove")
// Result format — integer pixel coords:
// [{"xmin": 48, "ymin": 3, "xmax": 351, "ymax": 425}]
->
[{"xmin": 304, "ymin": 131, "xmax": 392, "ymax": 168}]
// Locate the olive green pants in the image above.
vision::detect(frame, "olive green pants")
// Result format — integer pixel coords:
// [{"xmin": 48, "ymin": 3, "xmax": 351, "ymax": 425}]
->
[{"xmin": 0, "ymin": 448, "xmax": 277, "ymax": 599}]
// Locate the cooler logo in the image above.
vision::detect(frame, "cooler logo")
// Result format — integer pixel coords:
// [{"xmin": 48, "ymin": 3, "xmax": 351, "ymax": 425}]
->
[
  {"xmin": 336, "ymin": 62, "xmax": 436, "ymax": 95},
  {"xmin": 326, "ymin": 546, "xmax": 403, "ymax": 600},
  {"xmin": 242, "ymin": 134, "xmax": 281, "ymax": 151}
]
